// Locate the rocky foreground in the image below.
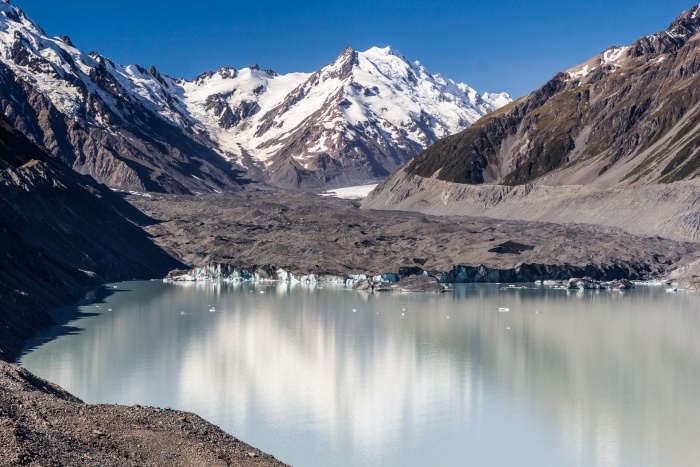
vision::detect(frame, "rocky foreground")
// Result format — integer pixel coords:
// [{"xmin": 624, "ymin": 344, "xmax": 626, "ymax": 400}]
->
[{"xmin": 0, "ymin": 362, "xmax": 285, "ymax": 466}]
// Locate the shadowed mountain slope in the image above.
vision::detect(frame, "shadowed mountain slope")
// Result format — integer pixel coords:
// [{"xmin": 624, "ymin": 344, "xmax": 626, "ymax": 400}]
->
[{"xmin": 0, "ymin": 114, "xmax": 182, "ymax": 360}]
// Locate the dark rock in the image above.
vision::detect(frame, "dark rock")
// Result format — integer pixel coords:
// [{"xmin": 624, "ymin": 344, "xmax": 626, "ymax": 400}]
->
[
  {"xmin": 56, "ymin": 36, "xmax": 74, "ymax": 47},
  {"xmin": 352, "ymin": 280, "xmax": 374, "ymax": 291},
  {"xmin": 488, "ymin": 241, "xmax": 535, "ymax": 255},
  {"xmin": 609, "ymin": 279, "xmax": 635, "ymax": 290}
]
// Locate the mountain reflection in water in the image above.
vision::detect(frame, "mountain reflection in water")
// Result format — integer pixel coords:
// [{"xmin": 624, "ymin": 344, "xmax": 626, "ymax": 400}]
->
[{"xmin": 20, "ymin": 281, "xmax": 700, "ymax": 467}]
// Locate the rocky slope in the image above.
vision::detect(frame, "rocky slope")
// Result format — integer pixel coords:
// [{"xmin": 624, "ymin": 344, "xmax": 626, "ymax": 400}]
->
[
  {"xmin": 365, "ymin": 4, "xmax": 700, "ymax": 241},
  {"xmin": 402, "ymin": 4, "xmax": 700, "ymax": 187},
  {"xmin": 0, "ymin": 0, "xmax": 249, "ymax": 194},
  {"xmin": 363, "ymin": 176, "xmax": 700, "ymax": 242},
  {"xmin": 0, "ymin": 0, "xmax": 509, "ymax": 192},
  {"xmin": 0, "ymin": 113, "xmax": 285, "ymax": 466},
  {"xmin": 0, "ymin": 361, "xmax": 285, "ymax": 466},
  {"xmin": 0, "ymin": 113, "xmax": 182, "ymax": 361}
]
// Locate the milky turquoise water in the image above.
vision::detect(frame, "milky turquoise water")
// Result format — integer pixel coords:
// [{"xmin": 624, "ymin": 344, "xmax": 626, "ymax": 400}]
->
[{"xmin": 20, "ymin": 281, "xmax": 700, "ymax": 466}]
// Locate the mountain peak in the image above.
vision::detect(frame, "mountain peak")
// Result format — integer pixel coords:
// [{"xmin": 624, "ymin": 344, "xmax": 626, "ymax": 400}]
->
[
  {"xmin": 364, "ymin": 45, "xmax": 401, "ymax": 57},
  {"xmin": 666, "ymin": 3, "xmax": 700, "ymax": 37},
  {"xmin": 0, "ymin": 0, "xmax": 511, "ymax": 193},
  {"xmin": 673, "ymin": 3, "xmax": 700, "ymax": 23},
  {"xmin": 56, "ymin": 35, "xmax": 73, "ymax": 47},
  {"xmin": 626, "ymin": 3, "xmax": 700, "ymax": 57},
  {"xmin": 335, "ymin": 46, "xmax": 358, "ymax": 64},
  {"xmin": 321, "ymin": 46, "xmax": 359, "ymax": 79}
]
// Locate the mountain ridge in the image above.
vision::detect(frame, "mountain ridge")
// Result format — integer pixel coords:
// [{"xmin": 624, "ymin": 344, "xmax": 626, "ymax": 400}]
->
[
  {"xmin": 182, "ymin": 44, "xmax": 510, "ymax": 188},
  {"xmin": 364, "ymin": 3, "xmax": 700, "ymax": 245},
  {"xmin": 0, "ymin": 1, "xmax": 510, "ymax": 191},
  {"xmin": 394, "ymin": 3, "xmax": 700, "ymax": 188}
]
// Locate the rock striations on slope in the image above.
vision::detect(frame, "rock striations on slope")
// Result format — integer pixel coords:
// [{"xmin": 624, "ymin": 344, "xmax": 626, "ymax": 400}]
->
[
  {"xmin": 0, "ymin": 113, "xmax": 182, "ymax": 361},
  {"xmin": 0, "ymin": 0, "xmax": 510, "ymax": 192},
  {"xmin": 364, "ymin": 4, "xmax": 700, "ymax": 243},
  {"xmin": 0, "ymin": 0, "xmax": 250, "ymax": 194}
]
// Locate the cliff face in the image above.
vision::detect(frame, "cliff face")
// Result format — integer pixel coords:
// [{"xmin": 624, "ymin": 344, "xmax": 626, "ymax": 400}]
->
[{"xmin": 0, "ymin": 115, "xmax": 182, "ymax": 360}]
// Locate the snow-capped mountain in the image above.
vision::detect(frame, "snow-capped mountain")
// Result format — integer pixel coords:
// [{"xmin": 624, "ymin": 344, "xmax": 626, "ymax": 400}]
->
[
  {"xmin": 183, "ymin": 46, "xmax": 510, "ymax": 188},
  {"xmin": 0, "ymin": 0, "xmax": 249, "ymax": 193},
  {"xmin": 0, "ymin": 0, "xmax": 510, "ymax": 192}
]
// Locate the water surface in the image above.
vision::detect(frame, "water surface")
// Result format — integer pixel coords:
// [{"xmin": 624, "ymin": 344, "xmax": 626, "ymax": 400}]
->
[{"xmin": 20, "ymin": 281, "xmax": 700, "ymax": 466}]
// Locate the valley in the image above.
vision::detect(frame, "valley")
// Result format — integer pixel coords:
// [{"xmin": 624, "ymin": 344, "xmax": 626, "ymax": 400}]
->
[{"xmin": 2, "ymin": 0, "xmax": 700, "ymax": 464}]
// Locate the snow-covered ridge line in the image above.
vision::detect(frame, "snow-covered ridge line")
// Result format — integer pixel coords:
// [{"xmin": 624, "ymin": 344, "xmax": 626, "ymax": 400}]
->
[
  {"xmin": 182, "ymin": 45, "xmax": 512, "ymax": 169},
  {"xmin": 0, "ymin": 0, "xmax": 511, "ymax": 190},
  {"xmin": 567, "ymin": 45, "xmax": 631, "ymax": 80}
]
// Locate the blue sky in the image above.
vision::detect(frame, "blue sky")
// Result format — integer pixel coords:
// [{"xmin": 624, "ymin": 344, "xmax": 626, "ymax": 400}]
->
[{"xmin": 12, "ymin": 0, "xmax": 697, "ymax": 98}]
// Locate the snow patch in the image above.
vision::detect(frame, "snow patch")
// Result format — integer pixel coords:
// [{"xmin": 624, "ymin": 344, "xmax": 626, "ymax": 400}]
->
[{"xmin": 320, "ymin": 184, "xmax": 378, "ymax": 199}]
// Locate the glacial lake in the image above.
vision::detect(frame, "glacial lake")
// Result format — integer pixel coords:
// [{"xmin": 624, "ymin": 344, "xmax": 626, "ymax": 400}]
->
[{"xmin": 19, "ymin": 280, "xmax": 700, "ymax": 466}]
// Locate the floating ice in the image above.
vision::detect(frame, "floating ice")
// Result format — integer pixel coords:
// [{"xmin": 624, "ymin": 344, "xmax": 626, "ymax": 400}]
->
[{"xmin": 498, "ymin": 307, "xmax": 510, "ymax": 312}]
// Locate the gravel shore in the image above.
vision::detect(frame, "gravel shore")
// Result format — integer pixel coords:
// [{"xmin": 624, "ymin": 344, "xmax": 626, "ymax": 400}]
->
[{"xmin": 0, "ymin": 361, "xmax": 287, "ymax": 466}]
